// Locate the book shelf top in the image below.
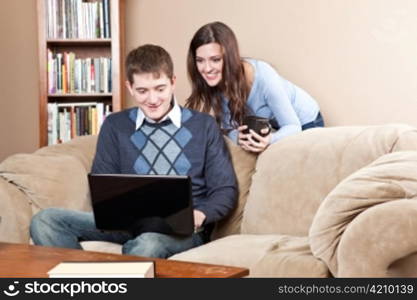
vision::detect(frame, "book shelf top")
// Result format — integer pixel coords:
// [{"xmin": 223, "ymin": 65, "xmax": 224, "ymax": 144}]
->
[
  {"xmin": 48, "ymin": 93, "xmax": 113, "ymax": 98},
  {"xmin": 47, "ymin": 39, "xmax": 112, "ymax": 45}
]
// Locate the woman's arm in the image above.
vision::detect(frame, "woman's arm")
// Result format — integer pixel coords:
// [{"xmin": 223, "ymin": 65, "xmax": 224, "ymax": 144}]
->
[{"xmin": 258, "ymin": 61, "xmax": 302, "ymax": 143}]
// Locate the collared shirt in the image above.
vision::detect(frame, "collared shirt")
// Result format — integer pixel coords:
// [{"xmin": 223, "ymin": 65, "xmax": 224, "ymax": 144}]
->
[{"xmin": 135, "ymin": 97, "xmax": 182, "ymax": 130}]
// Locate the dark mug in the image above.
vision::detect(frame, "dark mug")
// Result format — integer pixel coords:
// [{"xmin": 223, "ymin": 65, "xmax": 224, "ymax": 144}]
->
[{"xmin": 242, "ymin": 116, "xmax": 272, "ymax": 137}]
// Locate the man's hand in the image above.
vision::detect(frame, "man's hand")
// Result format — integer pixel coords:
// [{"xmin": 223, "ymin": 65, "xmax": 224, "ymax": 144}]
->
[
  {"xmin": 237, "ymin": 125, "xmax": 271, "ymax": 153},
  {"xmin": 193, "ymin": 209, "xmax": 206, "ymax": 231}
]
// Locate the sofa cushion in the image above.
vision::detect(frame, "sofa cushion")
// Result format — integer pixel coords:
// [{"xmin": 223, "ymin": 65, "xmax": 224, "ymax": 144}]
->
[
  {"xmin": 242, "ymin": 124, "xmax": 417, "ymax": 237},
  {"xmin": 210, "ymin": 137, "xmax": 257, "ymax": 239},
  {"xmin": 309, "ymin": 151, "xmax": 417, "ymax": 276},
  {"xmin": 0, "ymin": 135, "xmax": 98, "ymax": 215},
  {"xmin": 81, "ymin": 241, "xmax": 123, "ymax": 254},
  {"xmin": 170, "ymin": 234, "xmax": 329, "ymax": 277}
]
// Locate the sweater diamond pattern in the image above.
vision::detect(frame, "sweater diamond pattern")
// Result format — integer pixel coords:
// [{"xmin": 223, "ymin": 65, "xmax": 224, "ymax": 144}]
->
[{"xmin": 131, "ymin": 121, "xmax": 192, "ymax": 175}]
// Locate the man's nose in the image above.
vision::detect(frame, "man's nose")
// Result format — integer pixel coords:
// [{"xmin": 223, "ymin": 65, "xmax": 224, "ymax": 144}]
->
[{"xmin": 148, "ymin": 91, "xmax": 158, "ymax": 104}]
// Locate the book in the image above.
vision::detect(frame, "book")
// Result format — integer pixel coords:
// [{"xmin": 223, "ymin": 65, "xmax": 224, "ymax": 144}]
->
[{"xmin": 47, "ymin": 261, "xmax": 155, "ymax": 278}]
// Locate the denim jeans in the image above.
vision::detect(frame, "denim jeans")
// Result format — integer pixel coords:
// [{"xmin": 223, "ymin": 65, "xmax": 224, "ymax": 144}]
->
[
  {"xmin": 30, "ymin": 208, "xmax": 206, "ymax": 258},
  {"xmin": 301, "ymin": 112, "xmax": 324, "ymax": 130}
]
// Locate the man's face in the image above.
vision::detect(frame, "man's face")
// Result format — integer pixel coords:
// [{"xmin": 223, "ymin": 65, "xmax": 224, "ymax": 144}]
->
[{"xmin": 126, "ymin": 72, "xmax": 176, "ymax": 122}]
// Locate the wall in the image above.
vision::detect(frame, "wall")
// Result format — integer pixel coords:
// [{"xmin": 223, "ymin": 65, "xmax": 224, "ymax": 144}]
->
[
  {"xmin": 125, "ymin": 0, "xmax": 417, "ymax": 127},
  {"xmin": 0, "ymin": 0, "xmax": 39, "ymax": 161},
  {"xmin": 1, "ymin": 0, "xmax": 417, "ymax": 161}
]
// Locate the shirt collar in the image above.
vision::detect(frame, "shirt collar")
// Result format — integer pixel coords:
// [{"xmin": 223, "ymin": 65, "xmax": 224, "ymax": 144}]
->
[{"xmin": 135, "ymin": 96, "xmax": 182, "ymax": 130}]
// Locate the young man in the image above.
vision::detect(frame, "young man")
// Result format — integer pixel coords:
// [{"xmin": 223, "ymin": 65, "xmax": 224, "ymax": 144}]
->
[{"xmin": 30, "ymin": 44, "xmax": 237, "ymax": 258}]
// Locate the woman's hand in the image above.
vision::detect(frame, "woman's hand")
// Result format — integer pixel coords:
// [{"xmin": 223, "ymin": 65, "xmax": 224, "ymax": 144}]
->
[{"xmin": 237, "ymin": 126, "xmax": 271, "ymax": 153}]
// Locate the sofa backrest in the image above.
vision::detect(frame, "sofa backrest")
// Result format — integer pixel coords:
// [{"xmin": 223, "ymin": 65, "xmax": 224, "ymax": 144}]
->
[
  {"xmin": 241, "ymin": 124, "xmax": 417, "ymax": 237},
  {"xmin": 210, "ymin": 137, "xmax": 258, "ymax": 239}
]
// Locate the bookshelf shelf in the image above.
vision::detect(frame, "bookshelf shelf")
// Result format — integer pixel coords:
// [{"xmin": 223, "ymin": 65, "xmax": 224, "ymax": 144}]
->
[
  {"xmin": 48, "ymin": 93, "xmax": 113, "ymax": 97},
  {"xmin": 37, "ymin": 0, "xmax": 125, "ymax": 146},
  {"xmin": 47, "ymin": 39, "xmax": 112, "ymax": 46}
]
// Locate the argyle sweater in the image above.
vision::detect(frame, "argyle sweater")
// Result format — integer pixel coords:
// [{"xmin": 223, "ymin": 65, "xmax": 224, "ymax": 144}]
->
[{"xmin": 91, "ymin": 107, "xmax": 237, "ymax": 225}]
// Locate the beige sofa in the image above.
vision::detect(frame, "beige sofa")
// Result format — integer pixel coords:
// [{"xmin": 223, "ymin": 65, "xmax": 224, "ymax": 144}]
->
[{"xmin": 1, "ymin": 124, "xmax": 417, "ymax": 277}]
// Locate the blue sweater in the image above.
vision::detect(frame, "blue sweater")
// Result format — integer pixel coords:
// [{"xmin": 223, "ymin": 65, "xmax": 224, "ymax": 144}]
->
[
  {"xmin": 91, "ymin": 107, "xmax": 237, "ymax": 225},
  {"xmin": 222, "ymin": 59, "xmax": 320, "ymax": 144}
]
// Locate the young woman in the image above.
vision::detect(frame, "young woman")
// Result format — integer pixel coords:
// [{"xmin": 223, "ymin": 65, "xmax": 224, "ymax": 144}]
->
[{"xmin": 186, "ymin": 21, "xmax": 324, "ymax": 153}]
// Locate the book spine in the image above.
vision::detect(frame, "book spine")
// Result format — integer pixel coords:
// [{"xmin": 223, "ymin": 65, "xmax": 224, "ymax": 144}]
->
[
  {"xmin": 94, "ymin": 58, "xmax": 100, "ymax": 93},
  {"xmin": 88, "ymin": 106, "xmax": 92, "ymax": 135},
  {"xmin": 76, "ymin": 106, "xmax": 81, "ymax": 136},
  {"xmin": 47, "ymin": 49, "xmax": 54, "ymax": 94},
  {"xmin": 56, "ymin": 53, "xmax": 62, "ymax": 93},
  {"xmin": 61, "ymin": 0, "xmax": 66, "ymax": 38},
  {"xmin": 108, "ymin": 58, "xmax": 112, "ymax": 92},
  {"xmin": 103, "ymin": 0, "xmax": 109, "ymax": 38},
  {"xmin": 96, "ymin": 102, "xmax": 104, "ymax": 132},
  {"xmin": 86, "ymin": 58, "xmax": 91, "ymax": 93},
  {"xmin": 47, "ymin": 103, "xmax": 53, "ymax": 145},
  {"xmin": 79, "ymin": 106, "xmax": 85, "ymax": 136},
  {"xmin": 70, "ymin": 106, "xmax": 76, "ymax": 139},
  {"xmin": 51, "ymin": 103, "xmax": 58, "ymax": 144},
  {"xmin": 99, "ymin": 1, "xmax": 104, "ymax": 39},
  {"xmin": 69, "ymin": 52, "xmax": 75, "ymax": 93},
  {"xmin": 91, "ymin": 106, "xmax": 97, "ymax": 135},
  {"xmin": 65, "ymin": 108, "xmax": 71, "ymax": 142}
]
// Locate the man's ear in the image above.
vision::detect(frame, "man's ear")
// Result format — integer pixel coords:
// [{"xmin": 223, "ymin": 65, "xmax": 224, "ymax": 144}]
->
[
  {"xmin": 125, "ymin": 80, "xmax": 133, "ymax": 95},
  {"xmin": 171, "ymin": 75, "xmax": 176, "ymax": 90}
]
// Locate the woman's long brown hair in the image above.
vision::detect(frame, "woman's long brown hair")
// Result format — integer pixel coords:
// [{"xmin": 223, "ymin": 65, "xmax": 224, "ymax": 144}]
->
[{"xmin": 186, "ymin": 22, "xmax": 249, "ymax": 128}]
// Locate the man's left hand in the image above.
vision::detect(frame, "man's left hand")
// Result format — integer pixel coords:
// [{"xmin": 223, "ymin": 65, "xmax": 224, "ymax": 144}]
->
[{"xmin": 193, "ymin": 209, "xmax": 206, "ymax": 231}]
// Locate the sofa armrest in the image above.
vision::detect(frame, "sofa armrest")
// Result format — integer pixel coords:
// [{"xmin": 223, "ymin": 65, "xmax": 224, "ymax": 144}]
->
[
  {"xmin": 309, "ymin": 150, "xmax": 417, "ymax": 277},
  {"xmin": 0, "ymin": 136, "xmax": 98, "ymax": 215},
  {"xmin": 337, "ymin": 199, "xmax": 417, "ymax": 277},
  {"xmin": 242, "ymin": 124, "xmax": 417, "ymax": 237},
  {"xmin": 0, "ymin": 177, "xmax": 33, "ymax": 243}
]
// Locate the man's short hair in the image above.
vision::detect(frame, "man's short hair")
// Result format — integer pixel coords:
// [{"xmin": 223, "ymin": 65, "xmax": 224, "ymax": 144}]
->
[{"xmin": 125, "ymin": 44, "xmax": 174, "ymax": 84}]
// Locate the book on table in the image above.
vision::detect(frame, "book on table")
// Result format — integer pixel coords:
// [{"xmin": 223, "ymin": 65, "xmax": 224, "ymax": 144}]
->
[{"xmin": 47, "ymin": 261, "xmax": 155, "ymax": 278}]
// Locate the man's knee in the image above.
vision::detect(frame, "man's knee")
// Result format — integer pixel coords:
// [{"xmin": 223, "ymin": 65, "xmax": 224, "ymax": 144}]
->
[
  {"xmin": 30, "ymin": 208, "xmax": 65, "ymax": 240},
  {"xmin": 122, "ymin": 232, "xmax": 171, "ymax": 258},
  {"xmin": 31, "ymin": 209, "xmax": 55, "ymax": 231}
]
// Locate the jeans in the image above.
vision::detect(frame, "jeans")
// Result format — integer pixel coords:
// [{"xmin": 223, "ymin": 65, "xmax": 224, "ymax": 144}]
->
[
  {"xmin": 30, "ymin": 208, "xmax": 206, "ymax": 258},
  {"xmin": 302, "ymin": 112, "xmax": 324, "ymax": 130}
]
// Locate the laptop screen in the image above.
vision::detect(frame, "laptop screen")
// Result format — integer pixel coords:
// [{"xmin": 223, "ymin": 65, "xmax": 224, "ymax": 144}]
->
[{"xmin": 88, "ymin": 174, "xmax": 194, "ymax": 236}]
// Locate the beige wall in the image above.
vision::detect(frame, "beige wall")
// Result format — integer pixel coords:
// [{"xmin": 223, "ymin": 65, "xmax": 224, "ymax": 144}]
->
[
  {"xmin": 1, "ymin": 0, "xmax": 417, "ymax": 161},
  {"xmin": 0, "ymin": 0, "xmax": 39, "ymax": 161},
  {"xmin": 125, "ymin": 0, "xmax": 417, "ymax": 127}
]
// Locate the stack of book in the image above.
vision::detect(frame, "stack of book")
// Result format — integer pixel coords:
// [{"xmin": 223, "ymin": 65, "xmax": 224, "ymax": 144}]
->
[
  {"xmin": 48, "ymin": 261, "xmax": 155, "ymax": 278},
  {"xmin": 47, "ymin": 102, "xmax": 111, "ymax": 145},
  {"xmin": 46, "ymin": 0, "xmax": 111, "ymax": 39},
  {"xmin": 47, "ymin": 50, "xmax": 112, "ymax": 95}
]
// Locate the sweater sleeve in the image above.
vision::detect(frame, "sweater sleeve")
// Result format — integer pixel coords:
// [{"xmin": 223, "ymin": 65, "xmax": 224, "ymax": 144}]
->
[
  {"xmin": 91, "ymin": 117, "xmax": 121, "ymax": 174},
  {"xmin": 258, "ymin": 62, "xmax": 302, "ymax": 143},
  {"xmin": 197, "ymin": 117, "xmax": 238, "ymax": 224}
]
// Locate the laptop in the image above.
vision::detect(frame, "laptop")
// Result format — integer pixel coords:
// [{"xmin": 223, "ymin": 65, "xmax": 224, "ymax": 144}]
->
[{"xmin": 88, "ymin": 174, "xmax": 194, "ymax": 236}]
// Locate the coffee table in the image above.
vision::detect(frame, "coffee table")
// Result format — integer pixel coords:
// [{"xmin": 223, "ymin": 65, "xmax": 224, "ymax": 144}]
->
[{"xmin": 0, "ymin": 242, "xmax": 249, "ymax": 278}]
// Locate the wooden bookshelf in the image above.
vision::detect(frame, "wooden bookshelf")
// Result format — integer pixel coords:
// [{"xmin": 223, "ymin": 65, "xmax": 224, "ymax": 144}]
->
[{"xmin": 37, "ymin": 0, "xmax": 125, "ymax": 146}]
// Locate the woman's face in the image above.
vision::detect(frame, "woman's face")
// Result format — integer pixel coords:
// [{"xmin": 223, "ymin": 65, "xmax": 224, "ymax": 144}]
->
[{"xmin": 195, "ymin": 43, "xmax": 223, "ymax": 87}]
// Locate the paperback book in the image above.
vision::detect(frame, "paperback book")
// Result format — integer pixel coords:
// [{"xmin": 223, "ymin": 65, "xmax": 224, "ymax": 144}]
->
[{"xmin": 47, "ymin": 261, "xmax": 155, "ymax": 278}]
